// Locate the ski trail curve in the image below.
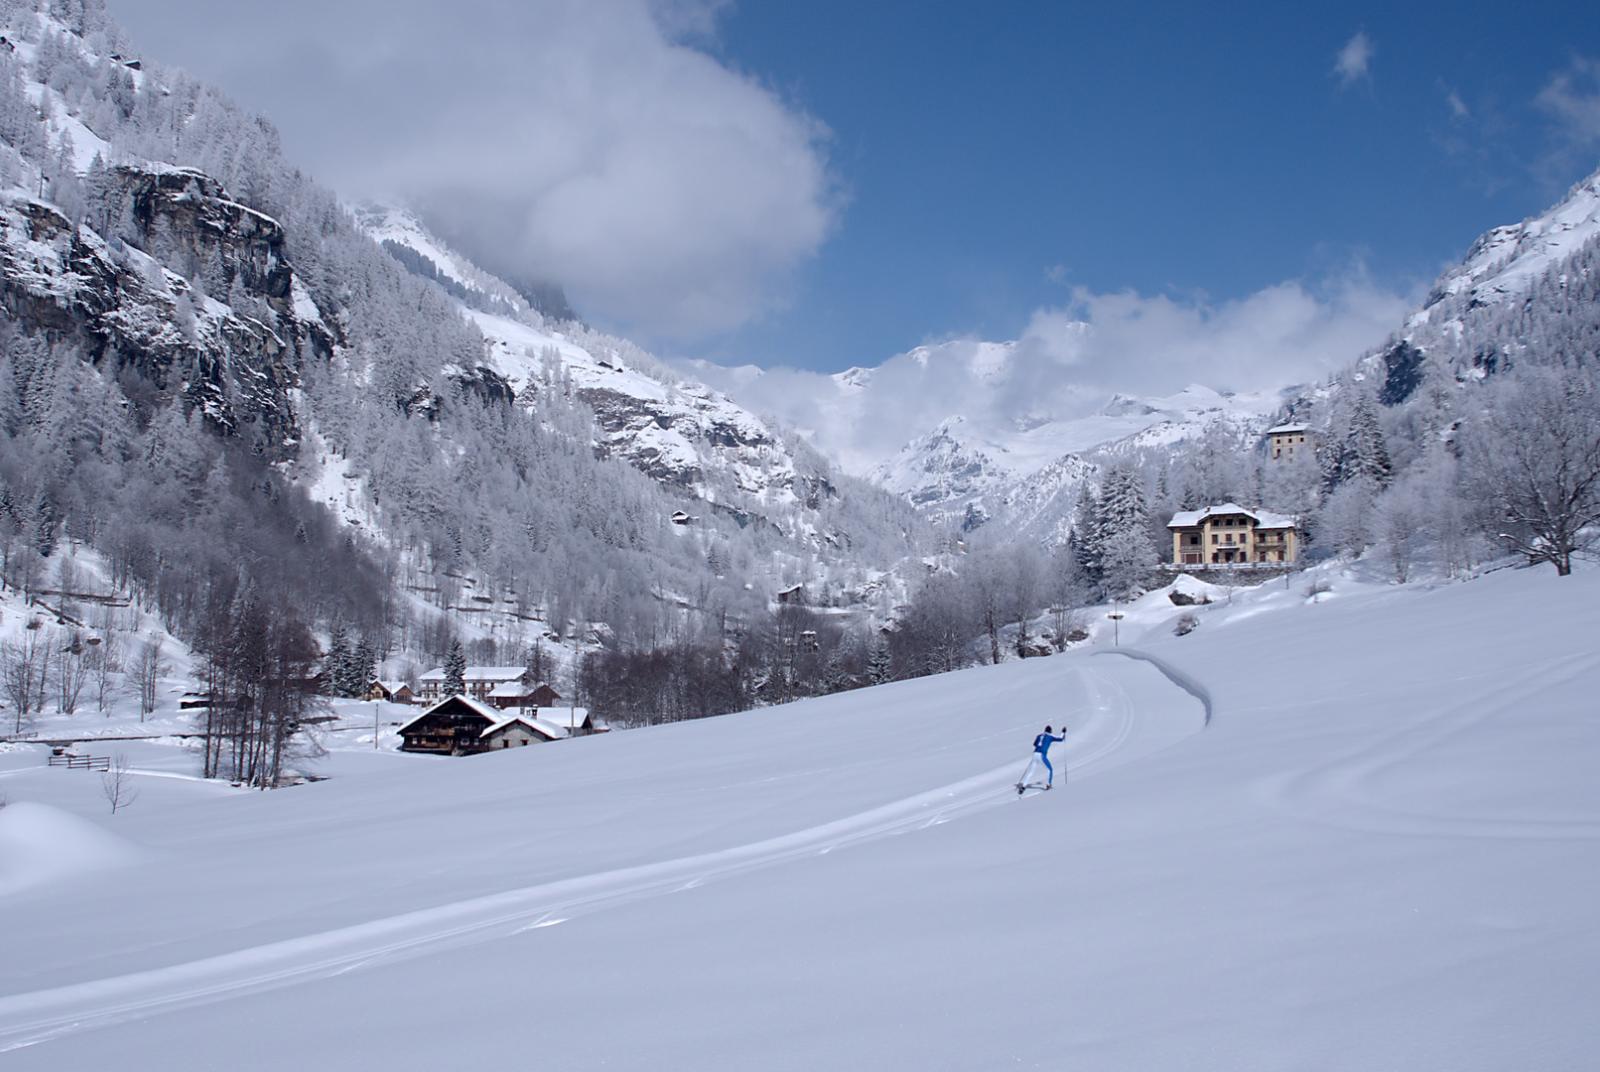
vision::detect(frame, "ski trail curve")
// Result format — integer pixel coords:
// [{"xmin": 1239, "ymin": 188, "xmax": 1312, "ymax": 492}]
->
[
  {"xmin": 0, "ymin": 661, "xmax": 1199, "ymax": 1053},
  {"xmin": 1094, "ymin": 648, "xmax": 1214, "ymax": 725},
  {"xmin": 1253, "ymin": 649, "xmax": 1600, "ymax": 842}
]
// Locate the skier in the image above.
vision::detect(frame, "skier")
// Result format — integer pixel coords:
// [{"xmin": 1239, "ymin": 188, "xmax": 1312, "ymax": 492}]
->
[{"xmin": 1019, "ymin": 724, "xmax": 1066, "ymax": 791}]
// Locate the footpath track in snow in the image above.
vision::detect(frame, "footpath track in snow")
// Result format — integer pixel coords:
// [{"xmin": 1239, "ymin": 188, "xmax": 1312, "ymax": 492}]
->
[{"xmin": 0, "ymin": 660, "xmax": 1204, "ymax": 1053}]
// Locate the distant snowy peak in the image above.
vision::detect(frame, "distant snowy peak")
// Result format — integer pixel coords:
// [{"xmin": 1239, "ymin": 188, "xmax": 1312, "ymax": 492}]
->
[
  {"xmin": 869, "ymin": 415, "xmax": 1016, "ymax": 507},
  {"xmin": 870, "ymin": 383, "xmax": 1278, "ymax": 518},
  {"xmin": 1421, "ymin": 165, "xmax": 1600, "ymax": 316}
]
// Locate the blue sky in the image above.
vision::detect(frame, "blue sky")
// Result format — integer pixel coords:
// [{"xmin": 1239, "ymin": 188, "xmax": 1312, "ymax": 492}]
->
[
  {"xmin": 692, "ymin": 1, "xmax": 1600, "ymax": 370},
  {"xmin": 115, "ymin": 1, "xmax": 1600, "ymax": 379}
]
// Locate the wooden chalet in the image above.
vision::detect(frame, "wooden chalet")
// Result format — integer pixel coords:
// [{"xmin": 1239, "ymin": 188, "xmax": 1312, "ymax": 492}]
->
[
  {"xmin": 397, "ymin": 695, "xmax": 570, "ymax": 756},
  {"xmin": 365, "ymin": 680, "xmax": 415, "ymax": 704},
  {"xmin": 486, "ymin": 680, "xmax": 562, "ymax": 711}
]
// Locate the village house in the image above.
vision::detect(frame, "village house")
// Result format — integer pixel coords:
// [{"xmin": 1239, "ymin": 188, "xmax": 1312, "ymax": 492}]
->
[
  {"xmin": 538, "ymin": 706, "xmax": 601, "ymax": 737},
  {"xmin": 416, "ymin": 665, "xmax": 531, "ymax": 704},
  {"xmin": 397, "ymin": 695, "xmax": 572, "ymax": 755},
  {"xmin": 1265, "ymin": 423, "xmax": 1311, "ymax": 462},
  {"xmin": 486, "ymin": 680, "xmax": 562, "ymax": 711},
  {"xmin": 365, "ymin": 680, "xmax": 415, "ymax": 704},
  {"xmin": 1167, "ymin": 503, "xmax": 1298, "ymax": 566}
]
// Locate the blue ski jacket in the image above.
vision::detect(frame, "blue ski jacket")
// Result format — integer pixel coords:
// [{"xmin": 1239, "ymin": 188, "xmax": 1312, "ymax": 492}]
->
[{"xmin": 1033, "ymin": 731, "xmax": 1064, "ymax": 755}]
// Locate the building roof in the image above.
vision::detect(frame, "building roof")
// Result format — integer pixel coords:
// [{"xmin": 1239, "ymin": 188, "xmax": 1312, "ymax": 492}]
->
[
  {"xmin": 418, "ymin": 665, "xmax": 527, "ymax": 683},
  {"xmin": 1265, "ymin": 423, "xmax": 1309, "ymax": 435},
  {"xmin": 538, "ymin": 707, "xmax": 591, "ymax": 730},
  {"xmin": 376, "ymin": 680, "xmax": 410, "ymax": 695},
  {"xmin": 480, "ymin": 714, "xmax": 569, "ymax": 741},
  {"xmin": 396, "ymin": 693, "xmax": 502, "ymax": 734},
  {"xmin": 1168, "ymin": 503, "xmax": 1297, "ymax": 530}
]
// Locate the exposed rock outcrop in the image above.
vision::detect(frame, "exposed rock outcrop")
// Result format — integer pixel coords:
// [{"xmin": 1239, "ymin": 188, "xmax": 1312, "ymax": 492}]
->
[{"xmin": 0, "ymin": 165, "xmax": 329, "ymax": 458}]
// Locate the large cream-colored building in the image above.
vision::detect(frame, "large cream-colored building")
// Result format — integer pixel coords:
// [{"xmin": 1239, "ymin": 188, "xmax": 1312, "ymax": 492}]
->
[
  {"xmin": 1265, "ymin": 423, "xmax": 1311, "ymax": 462},
  {"xmin": 1168, "ymin": 503, "xmax": 1298, "ymax": 566}
]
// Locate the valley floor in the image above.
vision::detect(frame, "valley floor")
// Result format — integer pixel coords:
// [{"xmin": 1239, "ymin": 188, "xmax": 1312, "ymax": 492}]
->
[{"xmin": 1, "ymin": 564, "xmax": 1597, "ymax": 1069}]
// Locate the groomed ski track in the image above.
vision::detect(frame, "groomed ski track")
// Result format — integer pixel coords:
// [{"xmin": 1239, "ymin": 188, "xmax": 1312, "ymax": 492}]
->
[{"xmin": 0, "ymin": 657, "xmax": 1206, "ymax": 1053}]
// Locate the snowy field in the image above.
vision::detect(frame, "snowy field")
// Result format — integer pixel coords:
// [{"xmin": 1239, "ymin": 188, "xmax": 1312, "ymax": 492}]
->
[{"xmin": 2, "ymin": 564, "xmax": 1598, "ymax": 1068}]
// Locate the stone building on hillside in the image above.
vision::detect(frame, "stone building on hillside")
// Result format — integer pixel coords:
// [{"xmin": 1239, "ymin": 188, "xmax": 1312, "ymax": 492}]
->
[
  {"xmin": 1167, "ymin": 503, "xmax": 1298, "ymax": 566},
  {"xmin": 1265, "ymin": 423, "xmax": 1311, "ymax": 463}
]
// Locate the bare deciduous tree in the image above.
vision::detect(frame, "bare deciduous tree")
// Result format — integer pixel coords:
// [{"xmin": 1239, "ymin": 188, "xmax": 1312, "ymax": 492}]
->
[
  {"xmin": 128, "ymin": 637, "xmax": 167, "ymax": 721},
  {"xmin": 1465, "ymin": 367, "xmax": 1600, "ymax": 577},
  {"xmin": 55, "ymin": 629, "xmax": 91, "ymax": 715},
  {"xmin": 101, "ymin": 752, "xmax": 139, "ymax": 814},
  {"xmin": 1, "ymin": 625, "xmax": 51, "ymax": 735},
  {"xmin": 90, "ymin": 632, "xmax": 121, "ymax": 714}
]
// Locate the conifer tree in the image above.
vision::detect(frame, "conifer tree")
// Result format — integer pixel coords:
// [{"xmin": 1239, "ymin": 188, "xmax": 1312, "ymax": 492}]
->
[
  {"xmin": 323, "ymin": 624, "xmax": 350, "ymax": 696},
  {"xmin": 443, "ymin": 639, "xmax": 467, "ymax": 697}
]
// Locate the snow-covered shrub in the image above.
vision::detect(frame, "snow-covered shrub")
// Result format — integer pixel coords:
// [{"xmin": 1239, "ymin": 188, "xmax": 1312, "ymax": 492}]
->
[{"xmin": 1174, "ymin": 613, "xmax": 1199, "ymax": 637}]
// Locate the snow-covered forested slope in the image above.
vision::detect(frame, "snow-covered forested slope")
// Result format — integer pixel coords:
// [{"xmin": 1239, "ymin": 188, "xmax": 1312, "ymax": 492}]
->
[
  {"xmin": 0, "ymin": 0, "xmax": 928, "ymax": 713},
  {"xmin": 2, "ymin": 561, "xmax": 1596, "ymax": 1068},
  {"xmin": 358, "ymin": 206, "xmax": 861, "ymax": 520}
]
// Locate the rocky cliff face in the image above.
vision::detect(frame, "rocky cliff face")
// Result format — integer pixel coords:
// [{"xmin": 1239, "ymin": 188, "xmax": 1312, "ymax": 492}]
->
[{"xmin": 0, "ymin": 164, "xmax": 328, "ymax": 458}]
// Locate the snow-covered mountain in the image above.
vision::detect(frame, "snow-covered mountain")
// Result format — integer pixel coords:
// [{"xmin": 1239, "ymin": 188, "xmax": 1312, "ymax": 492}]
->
[
  {"xmin": 357, "ymin": 206, "xmax": 844, "ymax": 521},
  {"xmin": 693, "ymin": 334, "xmax": 1282, "ymax": 535},
  {"xmin": 869, "ymin": 382, "xmax": 1278, "ymax": 527},
  {"xmin": 1418, "ymin": 167, "xmax": 1600, "ymax": 316},
  {"xmin": 0, "ymin": 2, "xmax": 926, "ymax": 687},
  {"xmin": 1296, "ymin": 160, "xmax": 1600, "ymax": 429}
]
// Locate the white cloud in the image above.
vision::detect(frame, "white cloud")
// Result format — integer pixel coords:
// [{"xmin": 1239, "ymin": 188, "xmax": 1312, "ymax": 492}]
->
[
  {"xmin": 1334, "ymin": 31, "xmax": 1375, "ymax": 88},
  {"xmin": 113, "ymin": 0, "xmax": 838, "ymax": 341},
  {"xmin": 1537, "ymin": 56, "xmax": 1600, "ymax": 147},
  {"xmin": 1445, "ymin": 87, "xmax": 1470, "ymax": 120},
  {"xmin": 692, "ymin": 272, "xmax": 1413, "ymax": 473}
]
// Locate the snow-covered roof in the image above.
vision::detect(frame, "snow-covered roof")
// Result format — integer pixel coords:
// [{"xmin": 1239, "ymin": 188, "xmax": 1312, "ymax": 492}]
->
[
  {"xmin": 480, "ymin": 715, "xmax": 568, "ymax": 741},
  {"xmin": 539, "ymin": 707, "xmax": 591, "ymax": 730},
  {"xmin": 1168, "ymin": 504, "xmax": 1296, "ymax": 530},
  {"xmin": 1253, "ymin": 511, "xmax": 1296, "ymax": 530},
  {"xmin": 418, "ymin": 666, "xmax": 527, "ymax": 683},
  {"xmin": 377, "ymin": 680, "xmax": 410, "ymax": 694},
  {"xmin": 396, "ymin": 693, "xmax": 503, "ymax": 734},
  {"xmin": 1265, "ymin": 423, "xmax": 1309, "ymax": 435}
]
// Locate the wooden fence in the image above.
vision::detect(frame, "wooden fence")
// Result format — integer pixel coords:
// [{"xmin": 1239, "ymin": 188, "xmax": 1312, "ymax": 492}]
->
[{"xmin": 47, "ymin": 754, "xmax": 111, "ymax": 771}]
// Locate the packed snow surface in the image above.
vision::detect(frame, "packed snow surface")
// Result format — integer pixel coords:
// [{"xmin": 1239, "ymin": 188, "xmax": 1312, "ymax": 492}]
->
[
  {"xmin": 0, "ymin": 803, "xmax": 142, "ymax": 897},
  {"xmin": 2, "ymin": 565, "xmax": 1598, "ymax": 1068}
]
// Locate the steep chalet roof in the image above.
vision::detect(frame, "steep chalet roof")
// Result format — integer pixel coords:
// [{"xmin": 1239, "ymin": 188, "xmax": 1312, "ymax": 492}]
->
[
  {"xmin": 1265, "ymin": 423, "xmax": 1309, "ymax": 435},
  {"xmin": 418, "ymin": 665, "xmax": 527, "ymax": 683},
  {"xmin": 1168, "ymin": 504, "xmax": 1296, "ymax": 530}
]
